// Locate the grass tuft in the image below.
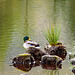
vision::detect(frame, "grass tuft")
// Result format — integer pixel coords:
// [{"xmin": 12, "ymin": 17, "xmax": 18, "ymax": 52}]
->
[{"xmin": 44, "ymin": 25, "xmax": 61, "ymax": 45}]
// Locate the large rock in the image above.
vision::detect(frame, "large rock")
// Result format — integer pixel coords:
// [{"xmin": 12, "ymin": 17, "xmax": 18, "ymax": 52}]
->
[
  {"xmin": 12, "ymin": 53, "xmax": 34, "ymax": 72},
  {"xmin": 41, "ymin": 55, "xmax": 62, "ymax": 70},
  {"xmin": 45, "ymin": 45, "xmax": 67, "ymax": 60},
  {"xmin": 27, "ymin": 47, "xmax": 47, "ymax": 66}
]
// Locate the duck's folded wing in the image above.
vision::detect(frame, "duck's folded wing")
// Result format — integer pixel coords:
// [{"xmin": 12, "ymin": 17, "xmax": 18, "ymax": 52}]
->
[{"xmin": 27, "ymin": 41, "xmax": 38, "ymax": 46}]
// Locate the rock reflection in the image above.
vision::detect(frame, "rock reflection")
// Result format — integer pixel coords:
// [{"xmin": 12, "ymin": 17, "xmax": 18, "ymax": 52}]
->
[{"xmin": 41, "ymin": 70, "xmax": 59, "ymax": 75}]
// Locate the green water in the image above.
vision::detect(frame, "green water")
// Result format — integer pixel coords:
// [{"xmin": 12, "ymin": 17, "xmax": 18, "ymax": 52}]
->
[{"xmin": 0, "ymin": 0, "xmax": 75, "ymax": 75}]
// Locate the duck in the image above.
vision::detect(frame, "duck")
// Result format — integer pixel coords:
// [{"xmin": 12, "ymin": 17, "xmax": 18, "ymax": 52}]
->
[{"xmin": 23, "ymin": 36, "xmax": 41, "ymax": 49}]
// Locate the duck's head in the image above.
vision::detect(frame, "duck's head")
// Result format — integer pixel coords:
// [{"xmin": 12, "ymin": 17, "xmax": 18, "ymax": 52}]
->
[{"xmin": 23, "ymin": 36, "xmax": 30, "ymax": 42}]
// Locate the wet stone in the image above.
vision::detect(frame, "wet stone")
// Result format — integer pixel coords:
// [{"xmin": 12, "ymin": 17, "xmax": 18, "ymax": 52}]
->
[
  {"xmin": 70, "ymin": 58, "xmax": 75, "ymax": 65},
  {"xmin": 46, "ymin": 45, "xmax": 67, "ymax": 60},
  {"xmin": 72, "ymin": 67, "xmax": 75, "ymax": 74},
  {"xmin": 41, "ymin": 55, "xmax": 62, "ymax": 70},
  {"xmin": 27, "ymin": 47, "xmax": 47, "ymax": 66},
  {"xmin": 68, "ymin": 52, "xmax": 75, "ymax": 60},
  {"xmin": 12, "ymin": 53, "xmax": 34, "ymax": 72},
  {"xmin": 44, "ymin": 44, "xmax": 51, "ymax": 53}
]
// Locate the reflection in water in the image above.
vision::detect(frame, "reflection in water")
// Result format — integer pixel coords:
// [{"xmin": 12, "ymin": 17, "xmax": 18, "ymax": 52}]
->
[
  {"xmin": 0, "ymin": 0, "xmax": 13, "ymax": 73},
  {"xmin": 25, "ymin": 0, "xmax": 29, "ymax": 36},
  {"xmin": 0, "ymin": 0, "xmax": 75, "ymax": 75},
  {"xmin": 41, "ymin": 70, "xmax": 59, "ymax": 75}
]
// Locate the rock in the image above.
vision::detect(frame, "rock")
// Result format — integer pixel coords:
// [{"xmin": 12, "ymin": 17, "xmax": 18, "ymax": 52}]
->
[
  {"xmin": 41, "ymin": 55, "xmax": 62, "ymax": 70},
  {"xmin": 12, "ymin": 53, "xmax": 34, "ymax": 72},
  {"xmin": 46, "ymin": 45, "xmax": 67, "ymax": 60},
  {"xmin": 44, "ymin": 42, "xmax": 62, "ymax": 53},
  {"xmin": 27, "ymin": 47, "xmax": 47, "ymax": 66},
  {"xmin": 72, "ymin": 67, "xmax": 75, "ymax": 74},
  {"xmin": 44, "ymin": 44, "xmax": 51, "ymax": 52},
  {"xmin": 68, "ymin": 52, "xmax": 75, "ymax": 60},
  {"xmin": 69, "ymin": 58, "xmax": 75, "ymax": 65}
]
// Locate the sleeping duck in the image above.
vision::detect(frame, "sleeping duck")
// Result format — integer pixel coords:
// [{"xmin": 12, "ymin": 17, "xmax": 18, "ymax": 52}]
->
[{"xmin": 23, "ymin": 36, "xmax": 41, "ymax": 49}]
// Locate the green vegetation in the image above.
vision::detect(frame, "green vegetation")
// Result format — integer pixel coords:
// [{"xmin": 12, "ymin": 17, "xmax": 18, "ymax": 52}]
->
[{"xmin": 44, "ymin": 25, "xmax": 61, "ymax": 45}]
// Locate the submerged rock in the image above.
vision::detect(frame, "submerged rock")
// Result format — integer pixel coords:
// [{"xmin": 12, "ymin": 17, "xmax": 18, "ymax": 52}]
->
[
  {"xmin": 12, "ymin": 53, "xmax": 34, "ymax": 72},
  {"xmin": 41, "ymin": 55, "xmax": 62, "ymax": 70},
  {"xmin": 45, "ymin": 45, "xmax": 67, "ymax": 60},
  {"xmin": 70, "ymin": 58, "xmax": 75, "ymax": 65},
  {"xmin": 68, "ymin": 52, "xmax": 75, "ymax": 60},
  {"xmin": 72, "ymin": 67, "xmax": 75, "ymax": 74}
]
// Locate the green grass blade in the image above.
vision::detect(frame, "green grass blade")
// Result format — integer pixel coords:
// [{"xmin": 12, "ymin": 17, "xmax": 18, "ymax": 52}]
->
[{"xmin": 44, "ymin": 25, "xmax": 61, "ymax": 45}]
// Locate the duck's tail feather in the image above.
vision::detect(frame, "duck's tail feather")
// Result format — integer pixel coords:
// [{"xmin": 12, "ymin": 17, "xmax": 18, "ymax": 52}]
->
[{"xmin": 35, "ymin": 44, "xmax": 40, "ymax": 47}]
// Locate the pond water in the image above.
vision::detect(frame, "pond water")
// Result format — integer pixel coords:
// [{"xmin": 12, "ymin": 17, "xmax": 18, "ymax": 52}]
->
[{"xmin": 0, "ymin": 0, "xmax": 75, "ymax": 75}]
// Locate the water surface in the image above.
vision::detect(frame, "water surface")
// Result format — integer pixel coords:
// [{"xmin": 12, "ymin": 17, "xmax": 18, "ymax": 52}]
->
[{"xmin": 0, "ymin": 0, "xmax": 75, "ymax": 75}]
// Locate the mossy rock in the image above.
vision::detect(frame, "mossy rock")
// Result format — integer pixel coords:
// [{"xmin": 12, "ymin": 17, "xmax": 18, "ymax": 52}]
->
[
  {"xmin": 41, "ymin": 55, "xmax": 62, "ymax": 70},
  {"xmin": 70, "ymin": 58, "xmax": 75, "ymax": 65},
  {"xmin": 68, "ymin": 52, "xmax": 75, "ymax": 59},
  {"xmin": 12, "ymin": 53, "xmax": 34, "ymax": 72},
  {"xmin": 72, "ymin": 67, "xmax": 75, "ymax": 74},
  {"xmin": 27, "ymin": 47, "xmax": 47, "ymax": 66},
  {"xmin": 45, "ymin": 45, "xmax": 67, "ymax": 60}
]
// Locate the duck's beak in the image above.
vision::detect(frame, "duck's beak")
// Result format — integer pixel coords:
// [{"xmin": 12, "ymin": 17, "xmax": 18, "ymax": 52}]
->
[{"xmin": 28, "ymin": 38, "xmax": 31, "ymax": 41}]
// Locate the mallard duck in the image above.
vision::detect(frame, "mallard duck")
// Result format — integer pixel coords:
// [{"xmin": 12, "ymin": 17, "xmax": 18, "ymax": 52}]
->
[{"xmin": 23, "ymin": 36, "xmax": 41, "ymax": 49}]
